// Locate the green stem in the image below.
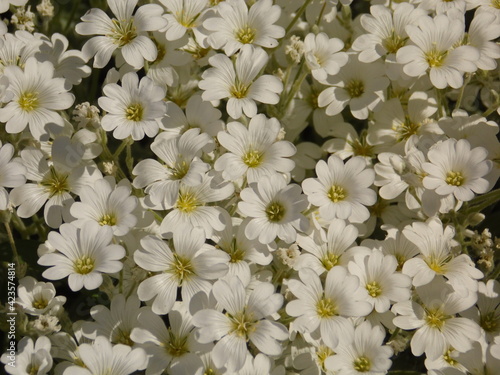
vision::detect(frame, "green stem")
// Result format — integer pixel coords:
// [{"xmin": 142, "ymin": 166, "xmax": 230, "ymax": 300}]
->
[
  {"xmin": 315, "ymin": 0, "xmax": 327, "ymax": 26},
  {"xmin": 465, "ymin": 189, "xmax": 500, "ymax": 213},
  {"xmin": 4, "ymin": 222, "xmax": 20, "ymax": 269},
  {"xmin": 483, "ymin": 103, "xmax": 500, "ymax": 117},
  {"xmin": 63, "ymin": 1, "xmax": 79, "ymax": 34},
  {"xmin": 279, "ymin": 60, "xmax": 308, "ymax": 117},
  {"xmin": 455, "ymin": 74, "xmax": 471, "ymax": 111},
  {"xmin": 488, "ymin": 262, "xmax": 500, "ymax": 281},
  {"xmin": 113, "ymin": 138, "xmax": 131, "ymax": 159},
  {"xmin": 285, "ymin": 0, "xmax": 313, "ymax": 35}
]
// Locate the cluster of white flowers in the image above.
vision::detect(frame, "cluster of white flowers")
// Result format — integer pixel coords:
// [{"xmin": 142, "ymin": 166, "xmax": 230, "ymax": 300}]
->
[{"xmin": 1, "ymin": 0, "xmax": 500, "ymax": 374}]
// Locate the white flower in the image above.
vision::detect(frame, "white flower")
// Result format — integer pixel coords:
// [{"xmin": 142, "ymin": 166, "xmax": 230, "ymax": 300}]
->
[
  {"xmin": 0, "ymin": 142, "xmax": 26, "ymax": 210},
  {"xmin": 160, "ymin": 94, "xmax": 224, "ymax": 138},
  {"xmin": 402, "ymin": 218, "xmax": 483, "ymax": 294},
  {"xmin": 0, "ymin": 0, "xmax": 27, "ymax": 14},
  {"xmin": 422, "ymin": 138, "xmax": 492, "ymax": 202},
  {"xmin": 159, "ymin": 172, "xmax": 234, "ymax": 238},
  {"xmin": 318, "ymin": 55, "xmax": 389, "ymax": 119},
  {"xmin": 369, "ymin": 91, "xmax": 440, "ymax": 153},
  {"xmin": 325, "ymin": 321, "xmax": 393, "ymax": 375},
  {"xmin": 99, "ymin": 72, "xmax": 166, "ymax": 140},
  {"xmin": 295, "ymin": 218, "xmax": 360, "ymax": 274},
  {"xmin": 0, "ymin": 57, "xmax": 74, "ymax": 139},
  {"xmin": 192, "ymin": 276, "xmax": 288, "ymax": 372},
  {"xmin": 393, "ymin": 277, "xmax": 481, "ymax": 360},
  {"xmin": 38, "ymin": 221, "xmax": 125, "ymax": 291},
  {"xmin": 159, "ymin": 0, "xmax": 208, "ymax": 41},
  {"xmin": 302, "ymin": 155, "xmax": 377, "ymax": 223},
  {"xmin": 131, "ymin": 303, "xmax": 204, "ymax": 375},
  {"xmin": 396, "ymin": 13, "xmax": 480, "ymax": 89},
  {"xmin": 348, "ymin": 250, "xmax": 412, "ymax": 313},
  {"xmin": 1, "ymin": 336, "xmax": 52, "ymax": 375},
  {"xmin": 238, "ymin": 175, "xmax": 309, "ymax": 244},
  {"xmin": 467, "ymin": 12, "xmax": 500, "ymax": 71},
  {"xmin": 199, "ymin": 45, "xmax": 283, "ymax": 119},
  {"xmin": 70, "ymin": 177, "xmax": 138, "ymax": 237},
  {"xmin": 286, "ymin": 267, "xmax": 372, "ymax": 349},
  {"xmin": 10, "ymin": 144, "xmax": 101, "ymax": 228},
  {"xmin": 352, "ymin": 3, "xmax": 425, "ymax": 63},
  {"xmin": 135, "ymin": 228, "xmax": 229, "ymax": 315},
  {"xmin": 16, "ymin": 276, "xmax": 66, "ymax": 316},
  {"xmin": 204, "ymin": 0, "xmax": 285, "ymax": 56},
  {"xmin": 75, "ymin": 0, "xmax": 167, "ymax": 68},
  {"xmin": 82, "ymin": 294, "xmax": 145, "ymax": 346},
  {"xmin": 304, "ymin": 32, "xmax": 347, "ymax": 83},
  {"xmin": 133, "ymin": 128, "xmax": 211, "ymax": 209},
  {"xmin": 215, "ymin": 114, "xmax": 296, "ymax": 183},
  {"xmin": 37, "ymin": 33, "xmax": 91, "ymax": 88},
  {"xmin": 62, "ymin": 336, "xmax": 147, "ymax": 375},
  {"xmin": 212, "ymin": 211, "xmax": 273, "ymax": 286}
]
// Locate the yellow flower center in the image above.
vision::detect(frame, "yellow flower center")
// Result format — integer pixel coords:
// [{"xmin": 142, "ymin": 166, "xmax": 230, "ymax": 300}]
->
[
  {"xmin": 169, "ymin": 160, "xmax": 190, "ymax": 180},
  {"xmin": 235, "ymin": 25, "xmax": 257, "ymax": 44},
  {"xmin": 321, "ymin": 252, "xmax": 340, "ymax": 270},
  {"xmin": 99, "ymin": 214, "xmax": 117, "ymax": 226},
  {"xmin": 109, "ymin": 19, "xmax": 137, "ymax": 47},
  {"xmin": 480, "ymin": 311, "xmax": 499, "ymax": 332},
  {"xmin": 166, "ymin": 329, "xmax": 190, "ymax": 357},
  {"xmin": 229, "ymin": 311, "xmax": 256, "ymax": 338},
  {"xmin": 425, "ymin": 47, "xmax": 447, "ymax": 68},
  {"xmin": 74, "ymin": 255, "xmax": 95, "ymax": 275},
  {"xmin": 446, "ymin": 171, "xmax": 464, "ymax": 186},
  {"xmin": 32, "ymin": 298, "xmax": 48, "ymax": 309},
  {"xmin": 353, "ymin": 356, "xmax": 371, "ymax": 372},
  {"xmin": 316, "ymin": 345, "xmax": 335, "ymax": 370},
  {"xmin": 113, "ymin": 329, "xmax": 134, "ymax": 346},
  {"xmin": 425, "ymin": 308, "xmax": 450, "ymax": 330},
  {"xmin": 229, "ymin": 238, "xmax": 245, "ymax": 263},
  {"xmin": 175, "ymin": 10, "xmax": 200, "ymax": 28},
  {"xmin": 492, "ymin": 0, "xmax": 500, "ymax": 9},
  {"xmin": 176, "ymin": 190, "xmax": 200, "ymax": 213},
  {"xmin": 265, "ymin": 201, "xmax": 286, "ymax": 222},
  {"xmin": 426, "ymin": 254, "xmax": 450, "ymax": 274},
  {"xmin": 443, "ymin": 349, "xmax": 459, "ymax": 366},
  {"xmin": 27, "ymin": 364, "xmax": 40, "ymax": 375},
  {"xmin": 394, "ymin": 116, "xmax": 421, "ymax": 142},
  {"xmin": 383, "ymin": 31, "xmax": 407, "ymax": 54},
  {"xmin": 18, "ymin": 92, "xmax": 39, "ymax": 112},
  {"xmin": 125, "ymin": 103, "xmax": 144, "ymax": 122},
  {"xmin": 345, "ymin": 79, "xmax": 365, "ymax": 98},
  {"xmin": 242, "ymin": 149, "xmax": 264, "ymax": 167},
  {"xmin": 168, "ymin": 253, "xmax": 194, "ymax": 284},
  {"xmin": 40, "ymin": 166, "xmax": 70, "ymax": 197},
  {"xmin": 230, "ymin": 79, "xmax": 250, "ymax": 99},
  {"xmin": 327, "ymin": 185, "xmax": 347, "ymax": 203},
  {"xmin": 316, "ymin": 298, "xmax": 337, "ymax": 318},
  {"xmin": 366, "ymin": 281, "xmax": 383, "ymax": 297}
]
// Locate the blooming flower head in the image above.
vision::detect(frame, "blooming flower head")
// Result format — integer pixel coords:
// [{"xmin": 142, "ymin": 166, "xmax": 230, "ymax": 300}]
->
[
  {"xmin": 135, "ymin": 228, "xmax": 229, "ymax": 315},
  {"xmin": 0, "ymin": 141, "xmax": 26, "ymax": 210},
  {"xmin": 304, "ymin": 32, "xmax": 348, "ymax": 83},
  {"xmin": 38, "ymin": 221, "xmax": 126, "ymax": 291},
  {"xmin": 422, "ymin": 138, "xmax": 492, "ymax": 202},
  {"xmin": 99, "ymin": 72, "xmax": 166, "ymax": 140},
  {"xmin": 1, "ymin": 336, "xmax": 52, "ymax": 375},
  {"xmin": 286, "ymin": 267, "xmax": 372, "ymax": 349},
  {"xmin": 393, "ymin": 277, "xmax": 481, "ymax": 360},
  {"xmin": 396, "ymin": 13, "xmax": 480, "ymax": 89},
  {"xmin": 302, "ymin": 155, "xmax": 377, "ymax": 223},
  {"xmin": 75, "ymin": 0, "xmax": 167, "ymax": 68},
  {"xmin": 70, "ymin": 177, "xmax": 138, "ymax": 237},
  {"xmin": 0, "ymin": 57, "xmax": 74, "ymax": 139},
  {"xmin": 318, "ymin": 55, "xmax": 389, "ymax": 119},
  {"xmin": 62, "ymin": 336, "xmax": 147, "ymax": 375},
  {"xmin": 215, "ymin": 114, "xmax": 296, "ymax": 183},
  {"xmin": 325, "ymin": 321, "xmax": 393, "ymax": 375},
  {"xmin": 238, "ymin": 174, "xmax": 309, "ymax": 244},
  {"xmin": 16, "ymin": 276, "xmax": 66, "ymax": 316},
  {"xmin": 402, "ymin": 218, "xmax": 483, "ymax": 294},
  {"xmin": 199, "ymin": 45, "xmax": 283, "ymax": 119},
  {"xmin": 204, "ymin": 0, "xmax": 285, "ymax": 56},
  {"xmin": 192, "ymin": 276, "xmax": 288, "ymax": 372}
]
